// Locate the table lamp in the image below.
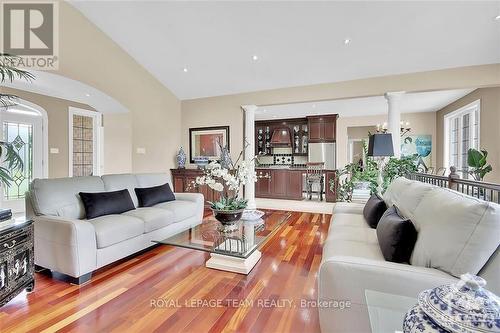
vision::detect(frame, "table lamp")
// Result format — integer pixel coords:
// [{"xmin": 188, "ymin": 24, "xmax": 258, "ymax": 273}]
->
[{"xmin": 368, "ymin": 133, "xmax": 394, "ymax": 195}]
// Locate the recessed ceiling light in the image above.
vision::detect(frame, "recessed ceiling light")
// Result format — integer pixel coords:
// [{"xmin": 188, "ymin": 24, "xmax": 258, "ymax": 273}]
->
[
  {"xmin": 495, "ymin": 14, "xmax": 500, "ymax": 20},
  {"xmin": 252, "ymin": 55, "xmax": 259, "ymax": 61},
  {"xmin": 344, "ymin": 38, "xmax": 351, "ymax": 45},
  {"xmin": 85, "ymin": 93, "xmax": 90, "ymax": 97},
  {"xmin": 183, "ymin": 67, "xmax": 188, "ymax": 72},
  {"xmin": 272, "ymin": 115, "xmax": 277, "ymax": 118}
]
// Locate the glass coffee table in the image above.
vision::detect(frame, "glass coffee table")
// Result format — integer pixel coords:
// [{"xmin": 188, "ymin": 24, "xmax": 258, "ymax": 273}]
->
[
  {"xmin": 365, "ymin": 289, "xmax": 417, "ymax": 333},
  {"xmin": 153, "ymin": 210, "xmax": 291, "ymax": 274}
]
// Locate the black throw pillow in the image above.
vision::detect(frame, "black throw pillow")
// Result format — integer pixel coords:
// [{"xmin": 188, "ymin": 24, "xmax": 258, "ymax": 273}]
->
[
  {"xmin": 376, "ymin": 206, "xmax": 418, "ymax": 263},
  {"xmin": 79, "ymin": 189, "xmax": 135, "ymax": 219},
  {"xmin": 135, "ymin": 183, "xmax": 175, "ymax": 207},
  {"xmin": 363, "ymin": 194, "xmax": 387, "ymax": 228}
]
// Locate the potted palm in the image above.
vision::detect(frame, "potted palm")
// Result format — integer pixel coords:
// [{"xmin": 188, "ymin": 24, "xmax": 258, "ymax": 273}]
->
[{"xmin": 0, "ymin": 53, "xmax": 33, "ymax": 186}]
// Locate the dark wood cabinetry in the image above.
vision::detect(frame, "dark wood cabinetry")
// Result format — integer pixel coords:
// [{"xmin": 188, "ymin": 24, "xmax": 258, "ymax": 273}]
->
[
  {"xmin": 255, "ymin": 118, "xmax": 308, "ymax": 156},
  {"xmin": 171, "ymin": 168, "xmax": 221, "ymax": 208},
  {"xmin": 256, "ymin": 168, "xmax": 304, "ymax": 200},
  {"xmin": 307, "ymin": 115, "xmax": 337, "ymax": 143},
  {"xmin": 0, "ymin": 219, "xmax": 34, "ymax": 308}
]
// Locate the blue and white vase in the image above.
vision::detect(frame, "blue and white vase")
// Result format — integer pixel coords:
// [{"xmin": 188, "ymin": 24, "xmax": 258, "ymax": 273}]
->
[
  {"xmin": 403, "ymin": 274, "xmax": 500, "ymax": 333},
  {"xmin": 177, "ymin": 147, "xmax": 186, "ymax": 169}
]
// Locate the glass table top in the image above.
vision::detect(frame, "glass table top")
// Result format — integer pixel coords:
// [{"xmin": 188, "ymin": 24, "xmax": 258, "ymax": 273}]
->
[
  {"xmin": 153, "ymin": 210, "xmax": 291, "ymax": 259},
  {"xmin": 365, "ymin": 289, "xmax": 417, "ymax": 333}
]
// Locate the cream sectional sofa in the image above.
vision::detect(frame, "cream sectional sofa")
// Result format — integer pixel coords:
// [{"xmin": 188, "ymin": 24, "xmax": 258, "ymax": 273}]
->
[
  {"xmin": 26, "ymin": 173, "xmax": 204, "ymax": 284},
  {"xmin": 318, "ymin": 177, "xmax": 500, "ymax": 333}
]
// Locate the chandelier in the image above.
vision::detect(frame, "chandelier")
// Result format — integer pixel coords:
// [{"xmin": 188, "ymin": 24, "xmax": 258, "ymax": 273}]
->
[{"xmin": 375, "ymin": 121, "xmax": 411, "ymax": 137}]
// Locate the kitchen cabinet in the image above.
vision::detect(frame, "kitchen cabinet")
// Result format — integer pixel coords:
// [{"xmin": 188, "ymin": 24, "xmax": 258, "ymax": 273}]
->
[
  {"xmin": 307, "ymin": 115, "xmax": 338, "ymax": 143},
  {"xmin": 255, "ymin": 170, "xmax": 272, "ymax": 196},
  {"xmin": 255, "ymin": 118, "xmax": 308, "ymax": 156},
  {"xmin": 255, "ymin": 168, "xmax": 304, "ymax": 200},
  {"xmin": 272, "ymin": 170, "xmax": 288, "ymax": 197}
]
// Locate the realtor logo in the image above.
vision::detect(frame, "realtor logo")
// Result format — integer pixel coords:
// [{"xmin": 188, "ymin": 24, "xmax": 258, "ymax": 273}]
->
[{"xmin": 1, "ymin": 1, "xmax": 59, "ymax": 69}]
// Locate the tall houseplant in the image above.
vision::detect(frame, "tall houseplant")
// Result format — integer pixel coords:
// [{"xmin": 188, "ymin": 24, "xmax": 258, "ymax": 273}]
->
[
  {"xmin": 333, "ymin": 142, "xmax": 418, "ymax": 202},
  {"xmin": 467, "ymin": 148, "xmax": 492, "ymax": 181},
  {"xmin": 0, "ymin": 53, "xmax": 33, "ymax": 186}
]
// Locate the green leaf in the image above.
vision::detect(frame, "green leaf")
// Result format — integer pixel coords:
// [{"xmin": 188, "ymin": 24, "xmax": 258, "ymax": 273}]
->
[{"xmin": 467, "ymin": 148, "xmax": 483, "ymax": 168}]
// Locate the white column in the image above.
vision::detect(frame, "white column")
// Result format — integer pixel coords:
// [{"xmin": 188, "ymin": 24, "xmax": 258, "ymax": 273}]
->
[
  {"xmin": 242, "ymin": 105, "xmax": 257, "ymax": 209},
  {"xmin": 384, "ymin": 92, "xmax": 405, "ymax": 158}
]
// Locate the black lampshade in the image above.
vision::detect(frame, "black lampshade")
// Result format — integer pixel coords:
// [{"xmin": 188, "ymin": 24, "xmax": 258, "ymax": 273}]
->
[{"xmin": 368, "ymin": 133, "xmax": 394, "ymax": 157}]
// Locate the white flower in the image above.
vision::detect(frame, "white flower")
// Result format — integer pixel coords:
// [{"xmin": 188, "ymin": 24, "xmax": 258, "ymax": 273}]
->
[{"xmin": 208, "ymin": 182, "xmax": 224, "ymax": 192}]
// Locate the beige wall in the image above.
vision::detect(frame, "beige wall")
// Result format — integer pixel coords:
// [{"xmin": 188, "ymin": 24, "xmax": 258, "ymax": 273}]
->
[
  {"xmin": 53, "ymin": 2, "xmax": 180, "ymax": 173},
  {"xmin": 436, "ymin": 87, "xmax": 500, "ymax": 183},
  {"xmin": 181, "ymin": 64, "xmax": 500, "ymax": 167},
  {"xmin": 337, "ymin": 112, "xmax": 437, "ymax": 169},
  {"xmin": 0, "ymin": 86, "xmax": 98, "ymax": 178}
]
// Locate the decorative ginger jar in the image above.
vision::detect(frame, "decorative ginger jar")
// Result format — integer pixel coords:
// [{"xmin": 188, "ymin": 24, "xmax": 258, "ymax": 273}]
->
[
  {"xmin": 176, "ymin": 147, "xmax": 186, "ymax": 168},
  {"xmin": 403, "ymin": 273, "xmax": 500, "ymax": 333}
]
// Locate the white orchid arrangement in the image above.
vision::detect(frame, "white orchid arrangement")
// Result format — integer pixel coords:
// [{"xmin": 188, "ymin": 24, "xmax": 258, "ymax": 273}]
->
[
  {"xmin": 195, "ymin": 159, "xmax": 257, "ymax": 211},
  {"xmin": 191, "ymin": 142, "xmax": 260, "ymax": 211}
]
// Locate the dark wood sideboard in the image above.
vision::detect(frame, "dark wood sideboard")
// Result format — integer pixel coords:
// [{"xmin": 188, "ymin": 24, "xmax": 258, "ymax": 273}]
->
[
  {"xmin": 0, "ymin": 219, "xmax": 34, "ymax": 307},
  {"xmin": 171, "ymin": 168, "xmax": 221, "ymax": 208}
]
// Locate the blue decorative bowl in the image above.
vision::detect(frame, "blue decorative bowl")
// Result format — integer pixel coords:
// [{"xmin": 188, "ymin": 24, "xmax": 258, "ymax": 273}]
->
[{"xmin": 193, "ymin": 156, "xmax": 209, "ymax": 169}]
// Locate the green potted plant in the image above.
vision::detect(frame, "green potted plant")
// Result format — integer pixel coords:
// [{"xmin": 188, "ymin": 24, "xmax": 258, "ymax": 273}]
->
[
  {"xmin": 0, "ymin": 53, "xmax": 33, "ymax": 186},
  {"xmin": 467, "ymin": 148, "xmax": 492, "ymax": 181}
]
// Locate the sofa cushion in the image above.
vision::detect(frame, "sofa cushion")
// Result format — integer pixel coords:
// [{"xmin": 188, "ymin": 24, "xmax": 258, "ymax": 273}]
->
[
  {"xmin": 376, "ymin": 206, "xmax": 417, "ymax": 263},
  {"xmin": 101, "ymin": 174, "xmax": 140, "ymax": 207},
  {"xmin": 363, "ymin": 195, "xmax": 387, "ymax": 228},
  {"xmin": 123, "ymin": 207, "xmax": 175, "ymax": 233},
  {"xmin": 383, "ymin": 177, "xmax": 435, "ymax": 221},
  {"xmin": 322, "ymin": 239, "xmax": 385, "ymax": 262},
  {"xmin": 30, "ymin": 176, "xmax": 105, "ymax": 219},
  {"xmin": 88, "ymin": 214, "xmax": 144, "ymax": 248},
  {"xmin": 332, "ymin": 202, "xmax": 365, "ymax": 215},
  {"xmin": 135, "ymin": 173, "xmax": 172, "ymax": 188},
  {"xmin": 135, "ymin": 183, "xmax": 175, "ymax": 207},
  {"xmin": 153, "ymin": 200, "xmax": 198, "ymax": 222},
  {"xmin": 79, "ymin": 189, "xmax": 135, "ymax": 219},
  {"xmin": 411, "ymin": 187, "xmax": 500, "ymax": 277}
]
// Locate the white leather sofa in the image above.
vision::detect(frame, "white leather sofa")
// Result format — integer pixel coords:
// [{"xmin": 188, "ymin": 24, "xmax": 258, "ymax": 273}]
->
[
  {"xmin": 319, "ymin": 177, "xmax": 500, "ymax": 333},
  {"xmin": 26, "ymin": 173, "xmax": 204, "ymax": 284}
]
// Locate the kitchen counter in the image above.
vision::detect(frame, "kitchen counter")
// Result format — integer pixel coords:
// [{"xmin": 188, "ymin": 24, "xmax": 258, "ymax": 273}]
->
[{"xmin": 255, "ymin": 167, "xmax": 337, "ymax": 202}]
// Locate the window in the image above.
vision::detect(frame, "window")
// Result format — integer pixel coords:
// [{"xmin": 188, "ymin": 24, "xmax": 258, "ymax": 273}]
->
[
  {"xmin": 444, "ymin": 100, "xmax": 480, "ymax": 177},
  {"xmin": 68, "ymin": 107, "xmax": 103, "ymax": 177}
]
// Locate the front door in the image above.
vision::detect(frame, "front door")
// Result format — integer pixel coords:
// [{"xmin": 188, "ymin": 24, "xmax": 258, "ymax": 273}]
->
[{"xmin": 0, "ymin": 111, "xmax": 43, "ymax": 213}]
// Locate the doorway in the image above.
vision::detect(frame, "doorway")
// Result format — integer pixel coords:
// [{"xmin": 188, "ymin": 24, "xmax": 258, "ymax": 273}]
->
[{"xmin": 0, "ymin": 101, "xmax": 47, "ymax": 213}]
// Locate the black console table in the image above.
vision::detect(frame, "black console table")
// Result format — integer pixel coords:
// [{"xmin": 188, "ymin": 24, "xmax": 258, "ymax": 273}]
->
[{"xmin": 0, "ymin": 218, "xmax": 34, "ymax": 307}]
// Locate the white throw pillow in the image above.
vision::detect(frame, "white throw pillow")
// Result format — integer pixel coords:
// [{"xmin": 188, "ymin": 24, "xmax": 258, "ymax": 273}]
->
[{"xmin": 410, "ymin": 187, "xmax": 500, "ymax": 277}]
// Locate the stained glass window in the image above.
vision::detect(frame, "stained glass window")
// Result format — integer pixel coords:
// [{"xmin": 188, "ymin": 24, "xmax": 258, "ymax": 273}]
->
[{"xmin": 3, "ymin": 122, "xmax": 33, "ymax": 200}]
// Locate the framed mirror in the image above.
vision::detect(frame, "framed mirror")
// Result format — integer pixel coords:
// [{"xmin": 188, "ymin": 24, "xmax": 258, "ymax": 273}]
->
[{"xmin": 189, "ymin": 126, "xmax": 230, "ymax": 163}]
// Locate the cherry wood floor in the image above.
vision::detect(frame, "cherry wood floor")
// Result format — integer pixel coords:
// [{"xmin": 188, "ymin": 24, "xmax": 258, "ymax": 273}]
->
[{"xmin": 0, "ymin": 210, "xmax": 331, "ymax": 333}]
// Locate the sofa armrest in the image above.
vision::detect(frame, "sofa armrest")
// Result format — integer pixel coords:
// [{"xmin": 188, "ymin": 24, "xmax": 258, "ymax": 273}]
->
[
  {"xmin": 174, "ymin": 192, "xmax": 205, "ymax": 221},
  {"xmin": 318, "ymin": 256, "xmax": 457, "ymax": 333},
  {"xmin": 34, "ymin": 215, "xmax": 97, "ymax": 278},
  {"xmin": 175, "ymin": 192, "xmax": 204, "ymax": 205}
]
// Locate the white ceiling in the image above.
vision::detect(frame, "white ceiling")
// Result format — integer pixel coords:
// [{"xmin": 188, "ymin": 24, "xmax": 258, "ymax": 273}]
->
[
  {"xmin": 255, "ymin": 88, "xmax": 474, "ymax": 120},
  {"xmin": 72, "ymin": 1, "xmax": 500, "ymax": 100},
  {"xmin": 3, "ymin": 71, "xmax": 128, "ymax": 113}
]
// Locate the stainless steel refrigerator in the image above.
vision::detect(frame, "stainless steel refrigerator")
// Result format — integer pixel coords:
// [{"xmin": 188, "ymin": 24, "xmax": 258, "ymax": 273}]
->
[{"xmin": 308, "ymin": 142, "xmax": 336, "ymax": 170}]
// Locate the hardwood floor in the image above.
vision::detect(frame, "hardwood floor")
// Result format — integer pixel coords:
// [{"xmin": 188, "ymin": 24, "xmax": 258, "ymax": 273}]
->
[{"xmin": 0, "ymin": 210, "xmax": 331, "ymax": 333}]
